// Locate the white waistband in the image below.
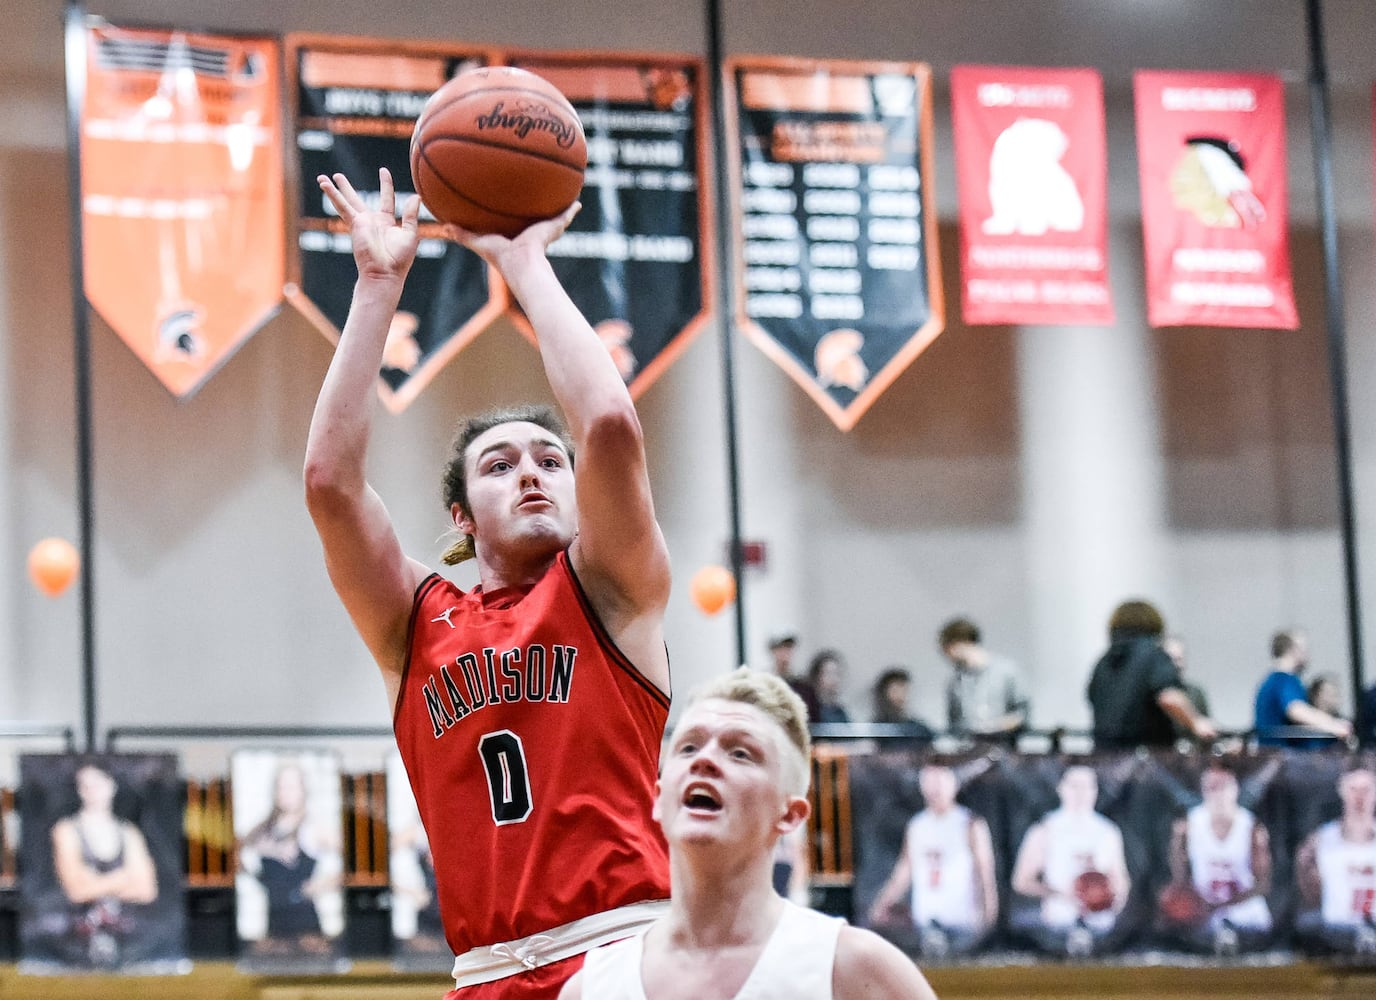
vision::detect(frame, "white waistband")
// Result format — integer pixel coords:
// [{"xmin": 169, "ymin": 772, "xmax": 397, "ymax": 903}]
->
[{"xmin": 452, "ymin": 898, "xmax": 670, "ymax": 989}]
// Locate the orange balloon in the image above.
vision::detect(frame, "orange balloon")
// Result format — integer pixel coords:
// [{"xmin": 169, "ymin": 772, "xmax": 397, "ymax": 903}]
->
[
  {"xmin": 28, "ymin": 537, "xmax": 79, "ymax": 598},
  {"xmin": 690, "ymin": 564, "xmax": 736, "ymax": 616}
]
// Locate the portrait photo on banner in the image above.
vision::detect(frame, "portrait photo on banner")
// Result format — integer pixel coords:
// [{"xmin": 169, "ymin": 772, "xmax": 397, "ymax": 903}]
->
[
  {"xmin": 230, "ymin": 748, "xmax": 347, "ymax": 972},
  {"xmin": 385, "ymin": 750, "xmax": 453, "ymax": 971},
  {"xmin": 16, "ymin": 753, "xmax": 187, "ymax": 975}
]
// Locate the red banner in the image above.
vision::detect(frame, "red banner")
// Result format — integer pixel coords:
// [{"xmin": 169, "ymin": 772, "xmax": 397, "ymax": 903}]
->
[
  {"xmin": 951, "ymin": 66, "xmax": 1112, "ymax": 326},
  {"xmin": 1134, "ymin": 71, "xmax": 1297, "ymax": 329},
  {"xmin": 81, "ymin": 24, "xmax": 284, "ymax": 398}
]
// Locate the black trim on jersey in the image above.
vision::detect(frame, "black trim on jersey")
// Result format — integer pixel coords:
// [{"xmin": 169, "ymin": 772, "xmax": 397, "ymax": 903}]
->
[
  {"xmin": 394, "ymin": 573, "xmax": 449, "ymax": 728},
  {"xmin": 563, "ymin": 554, "xmax": 672, "ymax": 711}
]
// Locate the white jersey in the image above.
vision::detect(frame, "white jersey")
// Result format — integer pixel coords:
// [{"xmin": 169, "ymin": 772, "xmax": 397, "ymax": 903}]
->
[
  {"xmin": 905, "ymin": 805, "xmax": 979, "ymax": 929},
  {"xmin": 1038, "ymin": 808, "xmax": 1122, "ymax": 930},
  {"xmin": 580, "ymin": 900, "xmax": 845, "ymax": 1000},
  {"xmin": 1185, "ymin": 805, "xmax": 1271, "ymax": 931},
  {"xmin": 1315, "ymin": 821, "xmax": 1376, "ymax": 926}
]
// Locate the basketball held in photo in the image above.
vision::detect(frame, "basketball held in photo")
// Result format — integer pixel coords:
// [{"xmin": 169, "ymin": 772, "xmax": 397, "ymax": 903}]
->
[
  {"xmin": 1073, "ymin": 869, "xmax": 1115, "ymax": 913},
  {"xmin": 409, "ymin": 65, "xmax": 587, "ymax": 237}
]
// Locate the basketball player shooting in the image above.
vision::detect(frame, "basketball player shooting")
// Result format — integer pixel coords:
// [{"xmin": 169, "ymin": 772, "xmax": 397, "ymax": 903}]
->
[{"xmin": 305, "ymin": 167, "xmax": 672, "ymax": 998}]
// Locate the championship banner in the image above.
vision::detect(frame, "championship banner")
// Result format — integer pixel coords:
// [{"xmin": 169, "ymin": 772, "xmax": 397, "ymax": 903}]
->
[
  {"xmin": 286, "ymin": 35, "xmax": 504, "ymax": 413},
  {"xmin": 727, "ymin": 57, "xmax": 944, "ymax": 431},
  {"xmin": 17, "ymin": 754, "xmax": 187, "ymax": 974},
  {"xmin": 81, "ymin": 24, "xmax": 283, "ymax": 399},
  {"xmin": 1134, "ymin": 71, "xmax": 1298, "ymax": 329},
  {"xmin": 505, "ymin": 52, "xmax": 713, "ymax": 399},
  {"xmin": 950, "ymin": 66, "xmax": 1113, "ymax": 326}
]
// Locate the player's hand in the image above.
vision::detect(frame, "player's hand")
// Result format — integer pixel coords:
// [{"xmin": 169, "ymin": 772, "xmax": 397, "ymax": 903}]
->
[
  {"xmin": 318, "ymin": 168, "xmax": 422, "ymax": 283},
  {"xmin": 444, "ymin": 202, "xmax": 581, "ymax": 268}
]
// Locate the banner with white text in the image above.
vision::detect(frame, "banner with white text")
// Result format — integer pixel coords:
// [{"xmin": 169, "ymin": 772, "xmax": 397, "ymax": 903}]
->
[
  {"xmin": 505, "ymin": 52, "xmax": 713, "ymax": 399},
  {"xmin": 1134, "ymin": 71, "xmax": 1297, "ymax": 329},
  {"xmin": 727, "ymin": 57, "xmax": 944, "ymax": 431},
  {"xmin": 285, "ymin": 35, "xmax": 504, "ymax": 413},
  {"xmin": 951, "ymin": 66, "xmax": 1113, "ymax": 326}
]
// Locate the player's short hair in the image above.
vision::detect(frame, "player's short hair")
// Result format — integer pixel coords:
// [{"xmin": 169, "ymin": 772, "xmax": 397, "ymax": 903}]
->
[
  {"xmin": 439, "ymin": 404, "xmax": 574, "ymax": 565},
  {"xmin": 938, "ymin": 616, "xmax": 981, "ymax": 648},
  {"xmin": 684, "ymin": 667, "xmax": 811, "ymax": 797}
]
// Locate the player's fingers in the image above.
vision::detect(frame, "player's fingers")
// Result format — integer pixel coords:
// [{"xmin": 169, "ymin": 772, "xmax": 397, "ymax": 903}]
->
[
  {"xmin": 317, "ymin": 175, "xmax": 353, "ymax": 220},
  {"xmin": 401, "ymin": 195, "xmax": 422, "ymax": 231},
  {"xmin": 331, "ymin": 172, "xmax": 365, "ymax": 210},
  {"xmin": 378, "ymin": 167, "xmax": 395, "ymax": 216}
]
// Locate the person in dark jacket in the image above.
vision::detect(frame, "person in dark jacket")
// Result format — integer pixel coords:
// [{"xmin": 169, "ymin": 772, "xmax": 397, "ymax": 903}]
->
[{"xmin": 1086, "ymin": 599, "xmax": 1216, "ymax": 750}]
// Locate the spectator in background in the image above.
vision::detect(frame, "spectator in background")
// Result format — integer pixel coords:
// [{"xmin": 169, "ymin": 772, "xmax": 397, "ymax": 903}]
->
[
  {"xmin": 1253, "ymin": 630, "xmax": 1352, "ymax": 748},
  {"xmin": 1162, "ymin": 634, "xmax": 1212, "ymax": 742},
  {"xmin": 938, "ymin": 616, "xmax": 1029, "ymax": 743},
  {"xmin": 872, "ymin": 667, "xmax": 935, "ymax": 749},
  {"xmin": 1087, "ymin": 600, "xmax": 1217, "ymax": 750},
  {"xmin": 766, "ymin": 629, "xmax": 820, "ymax": 722},
  {"xmin": 808, "ymin": 649, "xmax": 850, "ymax": 725}
]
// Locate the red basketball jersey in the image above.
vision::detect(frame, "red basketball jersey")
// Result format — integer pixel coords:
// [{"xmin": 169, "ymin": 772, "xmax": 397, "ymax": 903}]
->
[{"xmin": 394, "ymin": 551, "xmax": 671, "ymax": 958}]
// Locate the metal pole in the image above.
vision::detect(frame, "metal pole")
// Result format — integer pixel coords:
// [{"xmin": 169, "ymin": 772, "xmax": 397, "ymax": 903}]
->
[
  {"xmin": 705, "ymin": 0, "xmax": 749, "ymax": 668},
  {"xmin": 63, "ymin": 1, "xmax": 97, "ymax": 753},
  {"xmin": 1305, "ymin": 0, "xmax": 1368, "ymax": 744}
]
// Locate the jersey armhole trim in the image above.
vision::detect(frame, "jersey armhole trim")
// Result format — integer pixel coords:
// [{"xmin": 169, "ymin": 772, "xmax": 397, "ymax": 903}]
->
[
  {"xmin": 562, "ymin": 553, "xmax": 671, "ymax": 711},
  {"xmin": 394, "ymin": 572, "xmax": 447, "ymax": 728}
]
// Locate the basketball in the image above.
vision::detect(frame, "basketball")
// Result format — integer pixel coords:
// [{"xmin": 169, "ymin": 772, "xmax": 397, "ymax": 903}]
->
[
  {"xmin": 409, "ymin": 66, "xmax": 587, "ymax": 237},
  {"xmin": 1158, "ymin": 882, "xmax": 1210, "ymax": 926},
  {"xmin": 1073, "ymin": 870, "xmax": 1115, "ymax": 913}
]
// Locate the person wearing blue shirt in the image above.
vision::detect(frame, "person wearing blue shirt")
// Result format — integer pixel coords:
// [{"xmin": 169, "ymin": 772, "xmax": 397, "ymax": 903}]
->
[{"xmin": 1253, "ymin": 630, "xmax": 1351, "ymax": 748}]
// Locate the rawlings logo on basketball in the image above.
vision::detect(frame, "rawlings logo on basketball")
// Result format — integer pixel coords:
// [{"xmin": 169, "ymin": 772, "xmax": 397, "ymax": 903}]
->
[{"xmin": 475, "ymin": 100, "xmax": 579, "ymax": 148}]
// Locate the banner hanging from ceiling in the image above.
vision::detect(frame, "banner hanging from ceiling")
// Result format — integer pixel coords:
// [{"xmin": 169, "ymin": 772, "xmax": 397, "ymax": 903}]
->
[
  {"xmin": 727, "ymin": 56, "xmax": 944, "ymax": 431},
  {"xmin": 80, "ymin": 23, "xmax": 284, "ymax": 398},
  {"xmin": 950, "ymin": 65, "xmax": 1113, "ymax": 327}
]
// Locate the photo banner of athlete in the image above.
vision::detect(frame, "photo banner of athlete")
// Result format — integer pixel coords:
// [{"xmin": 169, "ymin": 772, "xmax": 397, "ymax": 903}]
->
[
  {"xmin": 17, "ymin": 754, "xmax": 187, "ymax": 975},
  {"xmin": 727, "ymin": 56, "xmax": 944, "ymax": 432},
  {"xmin": 285, "ymin": 35, "xmax": 505, "ymax": 413},
  {"xmin": 385, "ymin": 750, "xmax": 453, "ymax": 971},
  {"xmin": 849, "ymin": 749, "xmax": 1376, "ymax": 963},
  {"xmin": 505, "ymin": 52, "xmax": 714, "ymax": 400},
  {"xmin": 950, "ymin": 66, "xmax": 1113, "ymax": 327},
  {"xmin": 230, "ymin": 748, "xmax": 348, "ymax": 974},
  {"xmin": 80, "ymin": 23, "xmax": 284, "ymax": 399},
  {"xmin": 1134, "ymin": 70, "xmax": 1298, "ymax": 329}
]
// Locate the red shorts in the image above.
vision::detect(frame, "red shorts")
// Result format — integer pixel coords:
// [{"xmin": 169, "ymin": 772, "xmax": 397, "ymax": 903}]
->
[{"xmin": 444, "ymin": 952, "xmax": 585, "ymax": 1000}]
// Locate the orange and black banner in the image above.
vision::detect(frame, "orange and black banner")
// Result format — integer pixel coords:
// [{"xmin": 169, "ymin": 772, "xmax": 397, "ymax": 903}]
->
[
  {"xmin": 726, "ymin": 57, "xmax": 943, "ymax": 431},
  {"xmin": 285, "ymin": 35, "xmax": 503, "ymax": 413},
  {"xmin": 505, "ymin": 51, "xmax": 713, "ymax": 400},
  {"xmin": 81, "ymin": 23, "xmax": 284, "ymax": 399},
  {"xmin": 1134, "ymin": 71, "xmax": 1297, "ymax": 330},
  {"xmin": 951, "ymin": 66, "xmax": 1113, "ymax": 327}
]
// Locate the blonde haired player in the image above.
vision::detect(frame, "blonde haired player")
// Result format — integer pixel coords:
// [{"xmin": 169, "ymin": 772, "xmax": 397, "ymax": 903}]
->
[{"xmin": 559, "ymin": 669, "xmax": 937, "ymax": 1000}]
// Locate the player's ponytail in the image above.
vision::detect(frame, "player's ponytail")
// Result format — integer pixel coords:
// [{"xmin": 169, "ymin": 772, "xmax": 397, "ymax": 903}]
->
[{"xmin": 441, "ymin": 534, "xmax": 476, "ymax": 566}]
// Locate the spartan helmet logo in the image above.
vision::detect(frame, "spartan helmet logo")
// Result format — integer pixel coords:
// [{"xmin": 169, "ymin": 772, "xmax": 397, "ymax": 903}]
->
[
  {"xmin": 814, "ymin": 328, "xmax": 868, "ymax": 392},
  {"xmin": 155, "ymin": 303, "xmax": 204, "ymax": 361}
]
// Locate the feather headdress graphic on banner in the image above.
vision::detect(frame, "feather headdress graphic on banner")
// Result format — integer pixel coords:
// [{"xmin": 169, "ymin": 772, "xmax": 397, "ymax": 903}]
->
[
  {"xmin": 505, "ymin": 52, "xmax": 714, "ymax": 401},
  {"xmin": 1134, "ymin": 70, "xmax": 1297, "ymax": 330},
  {"xmin": 285, "ymin": 35, "xmax": 505, "ymax": 413},
  {"xmin": 80, "ymin": 24, "xmax": 284, "ymax": 399},
  {"xmin": 950, "ymin": 66, "xmax": 1113, "ymax": 327},
  {"xmin": 727, "ymin": 57, "xmax": 944, "ymax": 431}
]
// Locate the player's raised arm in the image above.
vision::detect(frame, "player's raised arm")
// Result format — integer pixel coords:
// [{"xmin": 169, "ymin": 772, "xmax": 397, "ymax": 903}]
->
[
  {"xmin": 304, "ymin": 168, "xmax": 430, "ymax": 704},
  {"xmin": 450, "ymin": 209, "xmax": 671, "ymax": 694}
]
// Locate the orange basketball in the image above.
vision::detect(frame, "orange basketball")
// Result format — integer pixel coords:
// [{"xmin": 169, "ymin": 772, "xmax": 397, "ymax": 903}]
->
[
  {"xmin": 409, "ymin": 66, "xmax": 587, "ymax": 237},
  {"xmin": 1073, "ymin": 870, "xmax": 1115, "ymax": 913},
  {"xmin": 1158, "ymin": 882, "xmax": 1210, "ymax": 926}
]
